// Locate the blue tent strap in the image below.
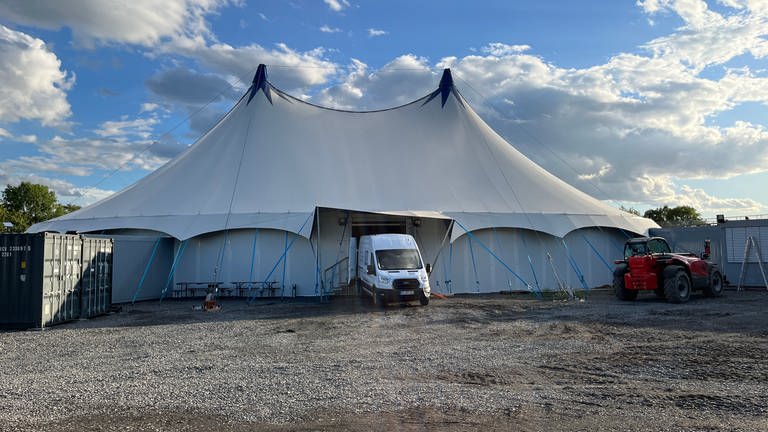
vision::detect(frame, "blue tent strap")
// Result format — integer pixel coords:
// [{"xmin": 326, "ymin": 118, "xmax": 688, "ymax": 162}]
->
[
  {"xmin": 160, "ymin": 239, "xmax": 189, "ymax": 302},
  {"xmin": 247, "ymin": 228, "xmax": 260, "ymax": 284},
  {"xmin": 281, "ymin": 231, "xmax": 289, "ymax": 297},
  {"xmin": 562, "ymin": 239, "xmax": 589, "ymax": 292},
  {"xmin": 214, "ymin": 229, "xmax": 230, "ymax": 284},
  {"xmin": 518, "ymin": 230, "xmax": 542, "ymax": 296},
  {"xmin": 467, "ymin": 233, "xmax": 480, "ymax": 292},
  {"xmin": 251, "ymin": 212, "xmax": 314, "ymax": 301},
  {"xmin": 454, "ymin": 220, "xmax": 533, "ymax": 292},
  {"xmin": 582, "ymin": 234, "xmax": 613, "ymax": 272},
  {"xmin": 132, "ymin": 237, "xmax": 161, "ymax": 304},
  {"xmin": 526, "ymin": 255, "xmax": 542, "ymax": 296}
]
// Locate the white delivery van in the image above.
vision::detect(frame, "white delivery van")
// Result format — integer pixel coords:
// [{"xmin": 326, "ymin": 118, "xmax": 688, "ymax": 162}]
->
[{"xmin": 356, "ymin": 233, "xmax": 431, "ymax": 306}]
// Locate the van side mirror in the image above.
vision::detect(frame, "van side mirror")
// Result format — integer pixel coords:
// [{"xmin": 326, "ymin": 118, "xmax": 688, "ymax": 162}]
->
[
  {"xmin": 367, "ymin": 264, "xmax": 376, "ymax": 275},
  {"xmin": 425, "ymin": 263, "xmax": 431, "ymax": 274}
]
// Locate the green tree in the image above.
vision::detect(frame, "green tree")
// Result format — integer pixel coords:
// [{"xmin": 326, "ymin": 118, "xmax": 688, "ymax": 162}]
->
[
  {"xmin": 643, "ymin": 205, "xmax": 703, "ymax": 227},
  {"xmin": 1, "ymin": 182, "xmax": 80, "ymax": 233}
]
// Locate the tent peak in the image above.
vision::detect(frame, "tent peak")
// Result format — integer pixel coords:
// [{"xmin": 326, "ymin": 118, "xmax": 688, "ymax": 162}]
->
[
  {"xmin": 247, "ymin": 64, "xmax": 273, "ymax": 105},
  {"xmin": 422, "ymin": 68, "xmax": 462, "ymax": 109},
  {"xmin": 439, "ymin": 68, "xmax": 454, "ymax": 91}
]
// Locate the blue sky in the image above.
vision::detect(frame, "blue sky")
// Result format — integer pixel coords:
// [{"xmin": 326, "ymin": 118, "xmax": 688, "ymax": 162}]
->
[{"xmin": 0, "ymin": 0, "xmax": 767, "ymax": 219}]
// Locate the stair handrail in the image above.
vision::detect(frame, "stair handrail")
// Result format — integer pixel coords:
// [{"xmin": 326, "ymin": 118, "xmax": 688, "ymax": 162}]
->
[{"xmin": 323, "ymin": 256, "xmax": 350, "ymax": 290}]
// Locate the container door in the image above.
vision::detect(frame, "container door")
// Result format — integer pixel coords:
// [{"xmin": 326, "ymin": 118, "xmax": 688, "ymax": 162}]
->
[
  {"xmin": 0, "ymin": 234, "xmax": 42, "ymax": 329},
  {"xmin": 43, "ymin": 234, "xmax": 81, "ymax": 326},
  {"xmin": 80, "ymin": 237, "xmax": 113, "ymax": 318}
]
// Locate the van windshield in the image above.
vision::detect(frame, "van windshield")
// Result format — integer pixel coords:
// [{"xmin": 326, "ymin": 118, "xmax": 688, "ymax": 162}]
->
[{"xmin": 375, "ymin": 249, "xmax": 422, "ymax": 270}]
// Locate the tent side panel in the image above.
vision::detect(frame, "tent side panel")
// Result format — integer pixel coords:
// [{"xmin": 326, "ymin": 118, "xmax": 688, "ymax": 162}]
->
[
  {"xmin": 172, "ymin": 229, "xmax": 317, "ymax": 297},
  {"xmin": 436, "ymin": 227, "xmax": 626, "ymax": 294}
]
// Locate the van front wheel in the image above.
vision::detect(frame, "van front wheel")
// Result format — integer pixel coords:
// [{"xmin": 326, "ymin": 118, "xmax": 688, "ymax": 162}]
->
[{"xmin": 419, "ymin": 291, "xmax": 429, "ymax": 306}]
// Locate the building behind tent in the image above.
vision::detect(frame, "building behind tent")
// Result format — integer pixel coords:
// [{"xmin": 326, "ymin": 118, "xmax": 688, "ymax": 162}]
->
[{"xmin": 651, "ymin": 216, "xmax": 768, "ymax": 290}]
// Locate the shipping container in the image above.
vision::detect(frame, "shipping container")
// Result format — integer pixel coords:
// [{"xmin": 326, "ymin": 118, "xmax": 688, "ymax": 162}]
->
[{"xmin": 0, "ymin": 233, "xmax": 113, "ymax": 329}]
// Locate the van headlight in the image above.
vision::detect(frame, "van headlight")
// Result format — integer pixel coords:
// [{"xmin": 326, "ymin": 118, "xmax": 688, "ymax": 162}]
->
[
  {"xmin": 419, "ymin": 274, "xmax": 429, "ymax": 283},
  {"xmin": 378, "ymin": 275, "xmax": 390, "ymax": 285}
]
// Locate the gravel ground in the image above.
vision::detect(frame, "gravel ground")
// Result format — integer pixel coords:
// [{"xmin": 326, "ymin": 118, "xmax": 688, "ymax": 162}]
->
[{"xmin": 1, "ymin": 288, "xmax": 767, "ymax": 432}]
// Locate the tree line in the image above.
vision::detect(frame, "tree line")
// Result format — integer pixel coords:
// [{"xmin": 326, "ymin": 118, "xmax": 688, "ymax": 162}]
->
[
  {"xmin": 621, "ymin": 205, "xmax": 704, "ymax": 227},
  {"xmin": 1, "ymin": 182, "xmax": 80, "ymax": 233}
]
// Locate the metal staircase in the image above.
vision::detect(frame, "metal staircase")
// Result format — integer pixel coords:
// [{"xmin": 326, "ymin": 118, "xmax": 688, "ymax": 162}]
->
[{"xmin": 323, "ymin": 257, "xmax": 357, "ymax": 297}]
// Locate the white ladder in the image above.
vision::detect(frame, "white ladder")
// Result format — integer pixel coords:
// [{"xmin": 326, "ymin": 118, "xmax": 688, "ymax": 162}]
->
[{"xmin": 736, "ymin": 236, "xmax": 768, "ymax": 291}]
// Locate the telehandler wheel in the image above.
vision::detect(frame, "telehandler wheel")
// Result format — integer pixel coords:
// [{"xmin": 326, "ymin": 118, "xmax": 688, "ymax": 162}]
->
[
  {"xmin": 664, "ymin": 267, "xmax": 691, "ymax": 303},
  {"xmin": 613, "ymin": 271, "xmax": 637, "ymax": 301},
  {"xmin": 704, "ymin": 270, "xmax": 724, "ymax": 297}
]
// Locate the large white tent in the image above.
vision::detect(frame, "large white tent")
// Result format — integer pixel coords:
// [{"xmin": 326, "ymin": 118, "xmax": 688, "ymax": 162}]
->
[{"xmin": 30, "ymin": 65, "xmax": 657, "ymax": 298}]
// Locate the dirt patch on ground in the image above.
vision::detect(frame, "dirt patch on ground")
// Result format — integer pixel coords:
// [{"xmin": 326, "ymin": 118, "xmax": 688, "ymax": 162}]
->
[{"xmin": 1, "ymin": 289, "xmax": 766, "ymax": 432}]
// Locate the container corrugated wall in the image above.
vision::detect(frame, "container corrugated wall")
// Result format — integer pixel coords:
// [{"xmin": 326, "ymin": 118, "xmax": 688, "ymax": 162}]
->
[{"xmin": 0, "ymin": 233, "xmax": 113, "ymax": 329}]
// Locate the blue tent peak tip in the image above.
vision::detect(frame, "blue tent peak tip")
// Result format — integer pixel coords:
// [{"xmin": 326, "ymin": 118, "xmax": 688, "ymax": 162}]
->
[
  {"xmin": 247, "ymin": 64, "xmax": 273, "ymax": 105},
  {"xmin": 438, "ymin": 68, "xmax": 454, "ymax": 107},
  {"xmin": 439, "ymin": 68, "xmax": 454, "ymax": 91},
  {"xmin": 422, "ymin": 68, "xmax": 462, "ymax": 108}
]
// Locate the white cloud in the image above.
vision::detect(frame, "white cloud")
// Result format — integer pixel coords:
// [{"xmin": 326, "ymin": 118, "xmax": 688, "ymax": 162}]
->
[
  {"xmin": 16, "ymin": 135, "xmax": 37, "ymax": 143},
  {"xmin": 483, "ymin": 43, "xmax": 531, "ymax": 56},
  {"xmin": 95, "ymin": 117, "xmax": 159, "ymax": 139},
  {"xmin": 368, "ymin": 28, "xmax": 388, "ymax": 37},
  {"xmin": 0, "ymin": 25, "xmax": 73, "ymax": 126},
  {"xmin": 140, "ymin": 103, "xmax": 161, "ymax": 113},
  {"xmin": 159, "ymin": 39, "xmax": 337, "ymax": 92},
  {"xmin": 324, "ymin": 0, "xmax": 350, "ymax": 12},
  {"xmin": 639, "ymin": 0, "xmax": 768, "ymax": 70},
  {"xmin": 0, "ymin": 0, "xmax": 233, "ymax": 48},
  {"xmin": 633, "ymin": 176, "xmax": 764, "ymax": 214},
  {"xmin": 320, "ymin": 25, "xmax": 342, "ymax": 33},
  {"xmin": 311, "ymin": 55, "xmax": 434, "ymax": 110},
  {"xmin": 0, "ymin": 128, "xmax": 37, "ymax": 143}
]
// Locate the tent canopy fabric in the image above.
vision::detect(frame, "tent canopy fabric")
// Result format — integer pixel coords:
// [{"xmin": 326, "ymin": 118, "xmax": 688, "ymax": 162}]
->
[{"xmin": 29, "ymin": 65, "xmax": 658, "ymax": 240}]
